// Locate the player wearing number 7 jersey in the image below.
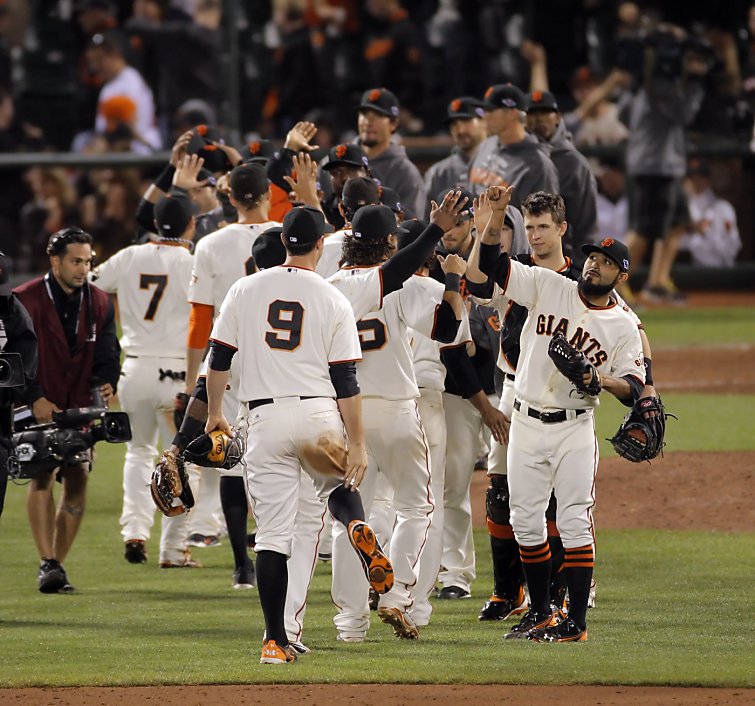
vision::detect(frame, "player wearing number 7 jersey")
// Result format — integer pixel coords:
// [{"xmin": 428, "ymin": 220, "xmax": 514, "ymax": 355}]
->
[
  {"xmin": 185, "ymin": 162, "xmax": 280, "ymax": 573},
  {"xmin": 91, "ymin": 192, "xmax": 196, "ymax": 567}
]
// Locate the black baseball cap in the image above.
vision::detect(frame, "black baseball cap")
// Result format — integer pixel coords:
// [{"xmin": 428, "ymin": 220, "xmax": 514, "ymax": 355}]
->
[
  {"xmin": 581, "ymin": 237, "xmax": 631, "ymax": 273},
  {"xmin": 251, "ymin": 227, "xmax": 287, "ymax": 269},
  {"xmin": 436, "ymin": 188, "xmax": 475, "ymax": 222},
  {"xmin": 526, "ymin": 90, "xmax": 559, "ymax": 113},
  {"xmin": 358, "ymin": 88, "xmax": 400, "ymax": 118},
  {"xmin": 240, "ymin": 139, "xmax": 277, "ymax": 165},
  {"xmin": 197, "ymin": 167, "xmax": 217, "ymax": 187},
  {"xmin": 154, "ymin": 193, "xmax": 193, "ymax": 238},
  {"xmin": 230, "ymin": 163, "xmax": 269, "ymax": 202},
  {"xmin": 482, "ymin": 84, "xmax": 526, "ymax": 111},
  {"xmin": 342, "ymin": 177, "xmax": 381, "ymax": 210},
  {"xmin": 323, "ymin": 143, "xmax": 370, "ymax": 171},
  {"xmin": 282, "ymin": 206, "xmax": 334, "ymax": 245},
  {"xmin": 445, "ymin": 96, "xmax": 486, "ymax": 123},
  {"xmin": 187, "ymin": 125, "xmax": 233, "ymax": 174},
  {"xmin": 380, "ymin": 186, "xmax": 403, "ymax": 215},
  {"xmin": 396, "ymin": 219, "xmax": 428, "ymax": 251},
  {"xmin": 0, "ymin": 250, "xmax": 12, "ymax": 296},
  {"xmin": 351, "ymin": 205, "xmax": 409, "ymax": 241}
]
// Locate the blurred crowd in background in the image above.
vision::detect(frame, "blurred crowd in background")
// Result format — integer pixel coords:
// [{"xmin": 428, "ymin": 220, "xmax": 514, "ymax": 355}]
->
[{"xmin": 0, "ymin": 0, "xmax": 754, "ymax": 274}]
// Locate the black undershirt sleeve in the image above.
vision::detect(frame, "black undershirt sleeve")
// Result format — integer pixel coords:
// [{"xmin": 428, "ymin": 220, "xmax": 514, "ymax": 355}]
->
[
  {"xmin": 208, "ymin": 340, "xmax": 236, "ymax": 371},
  {"xmin": 622, "ymin": 374, "xmax": 644, "ymax": 404},
  {"xmin": 432, "ymin": 301, "xmax": 460, "ymax": 344},
  {"xmin": 380, "ymin": 223, "xmax": 444, "ymax": 296},
  {"xmin": 479, "ymin": 243, "xmax": 511, "ymax": 288},
  {"xmin": 465, "ymin": 278, "xmax": 495, "ymax": 300},
  {"xmin": 441, "ymin": 345, "xmax": 484, "ymax": 399},
  {"xmin": 329, "ymin": 362, "xmax": 360, "ymax": 398}
]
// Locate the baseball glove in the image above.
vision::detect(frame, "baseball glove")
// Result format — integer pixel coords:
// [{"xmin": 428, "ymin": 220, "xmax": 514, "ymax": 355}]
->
[
  {"xmin": 610, "ymin": 396, "xmax": 673, "ymax": 463},
  {"xmin": 150, "ymin": 451, "xmax": 195, "ymax": 516},
  {"xmin": 547, "ymin": 332, "xmax": 601, "ymax": 396},
  {"xmin": 183, "ymin": 429, "xmax": 245, "ymax": 470}
]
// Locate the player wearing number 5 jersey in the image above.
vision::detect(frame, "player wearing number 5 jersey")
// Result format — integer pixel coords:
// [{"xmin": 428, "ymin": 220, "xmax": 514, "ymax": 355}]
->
[
  {"xmin": 92, "ymin": 192, "xmax": 196, "ymax": 567},
  {"xmin": 185, "ymin": 163, "xmax": 280, "ymax": 571},
  {"xmin": 205, "ymin": 206, "xmax": 393, "ymax": 665},
  {"xmin": 328, "ymin": 198, "xmax": 468, "ymax": 641}
]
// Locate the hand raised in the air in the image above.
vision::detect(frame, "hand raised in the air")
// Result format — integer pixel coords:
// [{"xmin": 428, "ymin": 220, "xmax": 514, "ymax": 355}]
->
[
  {"xmin": 430, "ymin": 190, "xmax": 470, "ymax": 232},
  {"xmin": 283, "ymin": 152, "xmax": 321, "ymax": 209},
  {"xmin": 173, "ymin": 154, "xmax": 208, "ymax": 191},
  {"xmin": 473, "ymin": 192, "xmax": 493, "ymax": 235},
  {"xmin": 486, "ymin": 185, "xmax": 514, "ymax": 213},
  {"xmin": 438, "ymin": 252, "xmax": 468, "ymax": 277},
  {"xmin": 170, "ymin": 130, "xmax": 194, "ymax": 167},
  {"xmin": 284, "ymin": 121, "xmax": 319, "ymax": 153}
]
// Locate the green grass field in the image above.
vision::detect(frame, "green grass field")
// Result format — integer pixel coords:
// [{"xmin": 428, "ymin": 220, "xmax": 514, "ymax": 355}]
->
[{"xmin": 1, "ymin": 306, "xmax": 753, "ymax": 689}]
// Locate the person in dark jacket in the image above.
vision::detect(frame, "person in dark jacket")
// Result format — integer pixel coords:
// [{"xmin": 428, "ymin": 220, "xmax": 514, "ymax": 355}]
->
[
  {"xmin": 13, "ymin": 228, "xmax": 121, "ymax": 594},
  {"xmin": 526, "ymin": 90, "xmax": 599, "ymax": 266}
]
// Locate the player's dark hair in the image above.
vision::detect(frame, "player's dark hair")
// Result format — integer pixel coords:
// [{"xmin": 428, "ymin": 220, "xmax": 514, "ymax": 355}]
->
[
  {"xmin": 285, "ymin": 240, "xmax": 318, "ymax": 256},
  {"xmin": 341, "ymin": 234, "xmax": 394, "ymax": 266},
  {"xmin": 46, "ymin": 227, "xmax": 93, "ymax": 257},
  {"xmin": 521, "ymin": 191, "xmax": 566, "ymax": 224}
]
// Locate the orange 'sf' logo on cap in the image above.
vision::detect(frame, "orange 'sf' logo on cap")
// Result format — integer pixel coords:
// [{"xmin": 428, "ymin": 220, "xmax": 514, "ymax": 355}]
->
[
  {"xmin": 196, "ymin": 124, "xmax": 208, "ymax": 136},
  {"xmin": 484, "ymin": 86, "xmax": 494, "ymax": 100},
  {"xmin": 368, "ymin": 89, "xmax": 381, "ymax": 102},
  {"xmin": 532, "ymin": 90, "xmax": 543, "ymax": 102},
  {"xmin": 249, "ymin": 141, "xmax": 261, "ymax": 154},
  {"xmin": 450, "ymin": 98, "xmax": 462, "ymax": 112},
  {"xmin": 335, "ymin": 144, "xmax": 348, "ymax": 159},
  {"xmin": 600, "ymin": 238, "xmax": 615, "ymax": 247}
]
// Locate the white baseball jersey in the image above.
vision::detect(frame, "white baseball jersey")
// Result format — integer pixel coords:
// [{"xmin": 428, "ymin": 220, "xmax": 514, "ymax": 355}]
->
[
  {"xmin": 92, "ymin": 242, "xmax": 193, "ymax": 358},
  {"xmin": 503, "ymin": 260, "xmax": 645, "ymax": 410},
  {"xmin": 189, "ymin": 221, "xmax": 280, "ymax": 311},
  {"xmin": 316, "ymin": 229, "xmax": 350, "ymax": 279},
  {"xmin": 329, "ymin": 267, "xmax": 453, "ymax": 400},
  {"xmin": 211, "ymin": 266, "xmax": 362, "ymax": 401},
  {"xmin": 410, "ymin": 275, "xmax": 472, "ymax": 392}
]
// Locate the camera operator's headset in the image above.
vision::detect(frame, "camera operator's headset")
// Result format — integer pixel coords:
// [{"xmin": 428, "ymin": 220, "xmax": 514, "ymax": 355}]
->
[{"xmin": 46, "ymin": 227, "xmax": 97, "ymax": 344}]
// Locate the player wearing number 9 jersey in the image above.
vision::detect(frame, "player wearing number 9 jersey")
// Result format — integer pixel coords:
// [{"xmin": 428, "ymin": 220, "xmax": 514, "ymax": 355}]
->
[
  {"xmin": 185, "ymin": 163, "xmax": 280, "ymax": 568},
  {"xmin": 91, "ymin": 192, "xmax": 196, "ymax": 566}
]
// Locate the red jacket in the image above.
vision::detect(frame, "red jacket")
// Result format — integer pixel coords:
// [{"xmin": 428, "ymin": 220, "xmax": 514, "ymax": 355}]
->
[{"xmin": 14, "ymin": 277, "xmax": 114, "ymax": 409}]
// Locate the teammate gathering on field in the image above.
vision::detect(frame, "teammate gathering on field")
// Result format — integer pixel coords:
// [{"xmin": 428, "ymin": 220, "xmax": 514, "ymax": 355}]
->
[{"xmin": 17, "ymin": 84, "xmax": 661, "ymax": 663}]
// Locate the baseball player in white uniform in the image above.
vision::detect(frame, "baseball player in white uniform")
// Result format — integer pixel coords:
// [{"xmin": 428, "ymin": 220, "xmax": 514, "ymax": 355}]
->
[
  {"xmin": 475, "ymin": 189, "xmax": 645, "ymax": 642},
  {"xmin": 92, "ymin": 191, "xmax": 196, "ymax": 567},
  {"xmin": 186, "ymin": 161, "xmax": 279, "ymax": 581},
  {"xmin": 328, "ymin": 197, "xmax": 468, "ymax": 641},
  {"xmin": 204, "ymin": 205, "xmax": 393, "ymax": 665},
  {"xmin": 398, "ymin": 220, "xmax": 474, "ymax": 628}
]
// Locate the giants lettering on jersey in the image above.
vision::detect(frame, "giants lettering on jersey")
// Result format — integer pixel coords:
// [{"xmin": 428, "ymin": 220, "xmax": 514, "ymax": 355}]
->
[{"xmin": 535, "ymin": 314, "xmax": 609, "ymax": 368}]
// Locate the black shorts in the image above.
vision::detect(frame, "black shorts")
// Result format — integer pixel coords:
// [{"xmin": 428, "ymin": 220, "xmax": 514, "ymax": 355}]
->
[{"xmin": 628, "ymin": 175, "xmax": 690, "ymax": 241}]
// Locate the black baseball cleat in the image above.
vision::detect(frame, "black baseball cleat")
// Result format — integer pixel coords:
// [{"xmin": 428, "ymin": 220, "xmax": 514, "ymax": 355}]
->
[
  {"xmin": 38, "ymin": 559, "xmax": 75, "ymax": 594},
  {"xmin": 478, "ymin": 586, "xmax": 528, "ymax": 621},
  {"xmin": 124, "ymin": 539, "xmax": 147, "ymax": 564},
  {"xmin": 347, "ymin": 520, "xmax": 394, "ymax": 594},
  {"xmin": 503, "ymin": 609, "xmax": 557, "ymax": 640},
  {"xmin": 528, "ymin": 618, "xmax": 588, "ymax": 643},
  {"xmin": 436, "ymin": 585, "xmax": 470, "ymax": 600}
]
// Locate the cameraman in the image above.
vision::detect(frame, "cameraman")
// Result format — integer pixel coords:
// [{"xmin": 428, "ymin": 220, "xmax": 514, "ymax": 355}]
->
[
  {"xmin": 0, "ymin": 252, "xmax": 38, "ymax": 518},
  {"xmin": 623, "ymin": 25, "xmax": 707, "ymax": 301},
  {"xmin": 13, "ymin": 228, "xmax": 121, "ymax": 593}
]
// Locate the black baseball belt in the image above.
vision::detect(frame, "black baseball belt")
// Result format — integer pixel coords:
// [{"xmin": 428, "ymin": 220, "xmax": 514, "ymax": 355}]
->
[
  {"xmin": 248, "ymin": 396, "xmax": 320, "ymax": 410},
  {"xmin": 513, "ymin": 398, "xmax": 586, "ymax": 424}
]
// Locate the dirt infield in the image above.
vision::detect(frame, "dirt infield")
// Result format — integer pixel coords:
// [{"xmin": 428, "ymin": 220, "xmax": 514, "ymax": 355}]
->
[
  {"xmin": 4, "ymin": 684, "xmax": 754, "ymax": 706},
  {"xmin": 4, "ymin": 293, "xmax": 753, "ymax": 705}
]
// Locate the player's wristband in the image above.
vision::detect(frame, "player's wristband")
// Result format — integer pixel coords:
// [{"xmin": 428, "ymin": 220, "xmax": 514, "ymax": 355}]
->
[
  {"xmin": 644, "ymin": 358, "xmax": 653, "ymax": 386},
  {"xmin": 444, "ymin": 273, "xmax": 461, "ymax": 292},
  {"xmin": 154, "ymin": 164, "xmax": 176, "ymax": 192}
]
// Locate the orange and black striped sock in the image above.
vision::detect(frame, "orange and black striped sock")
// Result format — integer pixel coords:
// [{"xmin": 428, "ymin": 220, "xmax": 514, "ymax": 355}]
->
[
  {"xmin": 564, "ymin": 545, "xmax": 595, "ymax": 629},
  {"xmin": 519, "ymin": 541, "xmax": 552, "ymax": 614}
]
